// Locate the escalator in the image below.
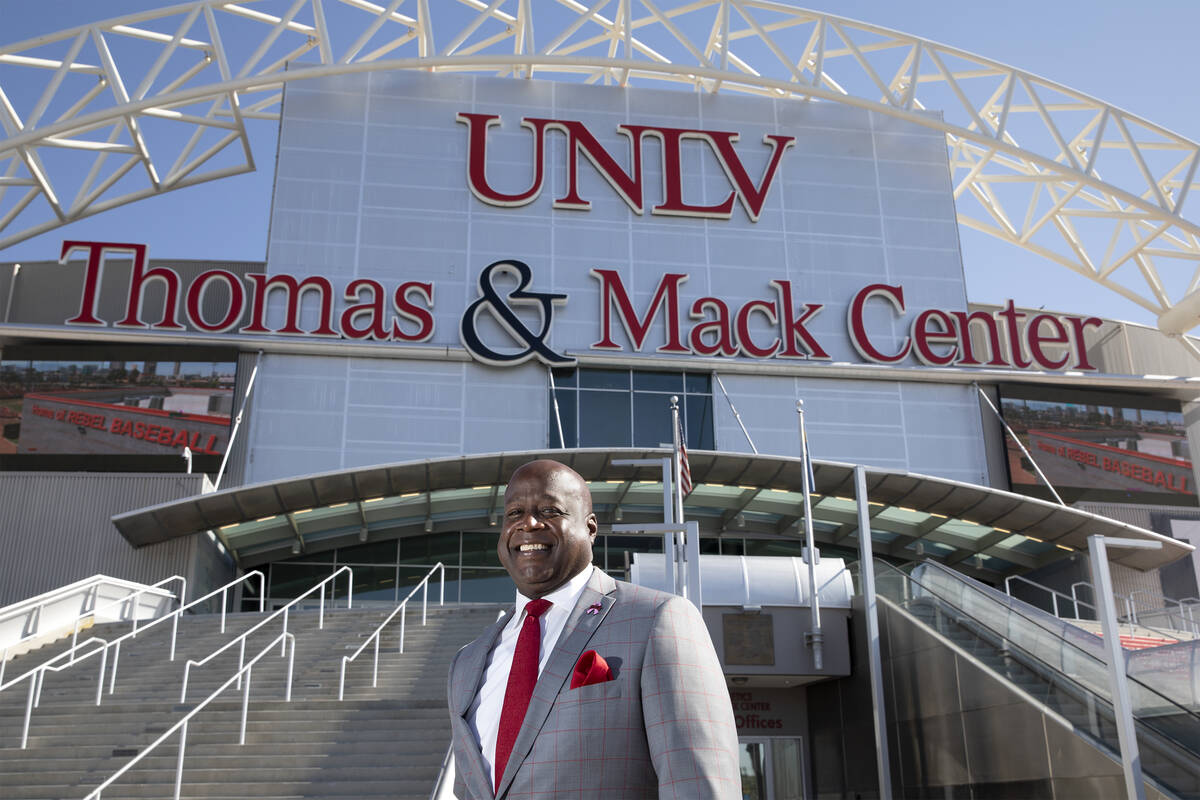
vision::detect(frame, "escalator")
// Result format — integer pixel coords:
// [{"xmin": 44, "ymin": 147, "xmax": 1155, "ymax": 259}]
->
[{"xmin": 871, "ymin": 558, "xmax": 1200, "ymax": 800}]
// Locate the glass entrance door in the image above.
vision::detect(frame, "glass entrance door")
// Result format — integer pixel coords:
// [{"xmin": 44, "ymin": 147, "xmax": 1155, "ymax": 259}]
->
[{"xmin": 738, "ymin": 737, "xmax": 806, "ymax": 800}]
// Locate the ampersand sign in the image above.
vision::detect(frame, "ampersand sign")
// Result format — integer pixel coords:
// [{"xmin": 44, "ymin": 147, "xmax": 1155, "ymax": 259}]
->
[{"xmin": 459, "ymin": 260, "xmax": 575, "ymax": 366}]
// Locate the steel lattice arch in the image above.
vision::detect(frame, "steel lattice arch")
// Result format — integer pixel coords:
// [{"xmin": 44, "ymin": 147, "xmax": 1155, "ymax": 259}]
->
[{"xmin": 3, "ymin": 0, "xmax": 1200, "ymax": 346}]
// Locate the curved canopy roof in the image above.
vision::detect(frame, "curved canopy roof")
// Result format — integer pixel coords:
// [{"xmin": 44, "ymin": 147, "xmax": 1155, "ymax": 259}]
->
[{"xmin": 112, "ymin": 448, "xmax": 1191, "ymax": 575}]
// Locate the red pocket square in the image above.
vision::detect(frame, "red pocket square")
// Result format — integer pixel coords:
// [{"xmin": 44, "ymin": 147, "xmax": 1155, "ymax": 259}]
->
[{"xmin": 570, "ymin": 650, "xmax": 613, "ymax": 689}]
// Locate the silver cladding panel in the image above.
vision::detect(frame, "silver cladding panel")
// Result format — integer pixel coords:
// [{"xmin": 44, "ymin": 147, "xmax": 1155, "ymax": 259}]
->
[
  {"xmin": 252, "ymin": 71, "xmax": 985, "ymax": 485},
  {"xmin": 0, "ymin": 472, "xmax": 229, "ymax": 606}
]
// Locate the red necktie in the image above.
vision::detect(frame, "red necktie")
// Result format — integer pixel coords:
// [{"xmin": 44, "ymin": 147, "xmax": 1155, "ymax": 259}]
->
[{"xmin": 494, "ymin": 598, "xmax": 552, "ymax": 793}]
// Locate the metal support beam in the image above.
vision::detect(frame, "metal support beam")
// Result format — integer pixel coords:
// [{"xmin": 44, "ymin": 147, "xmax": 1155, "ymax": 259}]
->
[
  {"xmin": 855, "ymin": 465, "xmax": 892, "ymax": 800},
  {"xmin": 1088, "ymin": 534, "xmax": 1162, "ymax": 800}
]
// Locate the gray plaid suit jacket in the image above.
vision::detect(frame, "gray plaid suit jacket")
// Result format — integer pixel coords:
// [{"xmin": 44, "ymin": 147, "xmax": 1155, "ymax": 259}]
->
[{"xmin": 447, "ymin": 568, "xmax": 740, "ymax": 799}]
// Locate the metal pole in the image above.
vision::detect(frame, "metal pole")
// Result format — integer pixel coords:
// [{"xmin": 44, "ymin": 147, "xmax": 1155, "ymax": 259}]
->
[
  {"xmin": 3, "ymin": 264, "xmax": 19, "ymax": 323},
  {"xmin": 1088, "ymin": 535, "xmax": 1152, "ymax": 800},
  {"xmin": 974, "ymin": 384, "xmax": 1065, "ymax": 505},
  {"xmin": 855, "ymin": 465, "xmax": 892, "ymax": 800},
  {"xmin": 797, "ymin": 400, "xmax": 822, "ymax": 670},
  {"xmin": 684, "ymin": 520, "xmax": 702, "ymax": 609},
  {"xmin": 548, "ymin": 366, "xmax": 566, "ymax": 448},
  {"xmin": 215, "ymin": 350, "xmax": 263, "ymax": 491},
  {"xmin": 715, "ymin": 374, "xmax": 757, "ymax": 454},
  {"xmin": 670, "ymin": 397, "xmax": 687, "ymax": 598}
]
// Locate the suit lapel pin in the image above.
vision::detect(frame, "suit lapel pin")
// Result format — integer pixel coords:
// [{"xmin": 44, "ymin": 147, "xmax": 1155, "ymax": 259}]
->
[{"xmin": 585, "ymin": 602, "xmax": 602, "ymax": 615}]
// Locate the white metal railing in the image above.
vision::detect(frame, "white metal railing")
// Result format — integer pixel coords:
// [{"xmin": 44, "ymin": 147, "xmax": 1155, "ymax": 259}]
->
[
  {"xmin": 180, "ymin": 566, "xmax": 353, "ymax": 702},
  {"xmin": 105, "ymin": 571, "xmax": 265, "ymax": 691},
  {"xmin": 14, "ymin": 636, "xmax": 109, "ymax": 749},
  {"xmin": 429, "ymin": 744, "xmax": 456, "ymax": 800},
  {"xmin": 65, "ymin": 576, "xmax": 187, "ymax": 661},
  {"xmin": 0, "ymin": 575, "xmax": 165, "ymax": 650},
  {"xmin": 4, "ymin": 571, "xmax": 266, "ymax": 750},
  {"xmin": 338, "ymin": 563, "xmax": 444, "ymax": 700},
  {"xmin": 83, "ymin": 630, "xmax": 296, "ymax": 800},
  {"xmin": 0, "ymin": 575, "xmax": 184, "ymax": 686},
  {"xmin": 1004, "ymin": 574, "xmax": 1187, "ymax": 641}
]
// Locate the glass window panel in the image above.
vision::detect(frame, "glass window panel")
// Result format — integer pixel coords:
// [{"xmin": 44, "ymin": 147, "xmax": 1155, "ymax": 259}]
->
[
  {"xmin": 551, "ymin": 367, "xmax": 577, "ymax": 388},
  {"xmin": 744, "ymin": 538, "xmax": 805, "ymax": 557},
  {"xmin": 579, "ymin": 390, "xmax": 631, "ymax": 447},
  {"xmin": 606, "ymin": 535, "xmax": 663, "ymax": 554},
  {"xmin": 461, "ymin": 531, "xmax": 502, "ymax": 567},
  {"xmin": 633, "ymin": 392, "xmax": 674, "ymax": 447},
  {"xmin": 398, "ymin": 532, "xmax": 460, "ymax": 565},
  {"xmin": 332, "ymin": 564, "xmax": 397, "ymax": 602},
  {"xmin": 632, "ymin": 371, "xmax": 683, "ymax": 393},
  {"xmin": 579, "ymin": 368, "xmax": 630, "ymax": 390},
  {"xmin": 460, "ymin": 567, "xmax": 515, "ymax": 602},
  {"xmin": 394, "ymin": 565, "xmax": 452, "ymax": 601},
  {"xmin": 720, "ymin": 537, "xmax": 745, "ymax": 555},
  {"xmin": 770, "ymin": 739, "xmax": 805, "ymax": 800},
  {"xmin": 550, "ymin": 388, "xmax": 577, "ymax": 448},
  {"xmin": 739, "ymin": 742, "xmax": 767, "ymax": 800},
  {"xmin": 275, "ymin": 549, "xmax": 335, "ymax": 565},
  {"xmin": 699, "ymin": 538, "xmax": 721, "ymax": 555},
  {"xmin": 685, "ymin": 394, "xmax": 715, "ymax": 450},
  {"xmin": 335, "ymin": 539, "xmax": 399, "ymax": 564},
  {"xmin": 684, "ymin": 372, "xmax": 712, "ymax": 394},
  {"xmin": 268, "ymin": 563, "xmax": 334, "ymax": 602}
]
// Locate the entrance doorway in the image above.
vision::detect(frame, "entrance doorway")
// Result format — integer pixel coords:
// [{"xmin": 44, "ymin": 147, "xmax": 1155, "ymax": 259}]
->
[{"xmin": 738, "ymin": 737, "xmax": 805, "ymax": 800}]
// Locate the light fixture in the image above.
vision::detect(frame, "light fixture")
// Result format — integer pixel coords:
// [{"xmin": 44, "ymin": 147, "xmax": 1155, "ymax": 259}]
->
[
  {"xmin": 614, "ymin": 505, "xmax": 623, "ymax": 521},
  {"xmin": 735, "ymin": 513, "xmax": 745, "ymax": 528},
  {"xmin": 358, "ymin": 527, "xmax": 369, "ymax": 542},
  {"xmin": 291, "ymin": 541, "xmax": 300, "ymax": 554},
  {"xmin": 488, "ymin": 512, "xmax": 497, "ymax": 527},
  {"xmin": 914, "ymin": 542, "xmax": 925, "ymax": 557},
  {"xmin": 424, "ymin": 518, "xmax": 433, "ymax": 533}
]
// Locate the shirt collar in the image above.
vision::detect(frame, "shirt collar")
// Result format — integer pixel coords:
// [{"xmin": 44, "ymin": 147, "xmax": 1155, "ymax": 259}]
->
[{"xmin": 514, "ymin": 565, "xmax": 594, "ymax": 617}]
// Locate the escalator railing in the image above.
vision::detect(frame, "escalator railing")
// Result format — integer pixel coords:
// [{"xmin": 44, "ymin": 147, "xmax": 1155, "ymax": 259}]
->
[{"xmin": 864, "ymin": 558, "xmax": 1200, "ymax": 798}]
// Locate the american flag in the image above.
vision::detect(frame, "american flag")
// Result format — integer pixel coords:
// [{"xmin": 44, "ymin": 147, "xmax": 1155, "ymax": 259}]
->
[{"xmin": 676, "ymin": 413, "xmax": 693, "ymax": 495}]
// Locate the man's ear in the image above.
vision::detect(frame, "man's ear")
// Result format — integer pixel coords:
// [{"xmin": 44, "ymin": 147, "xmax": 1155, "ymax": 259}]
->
[{"xmin": 586, "ymin": 513, "xmax": 598, "ymax": 540}]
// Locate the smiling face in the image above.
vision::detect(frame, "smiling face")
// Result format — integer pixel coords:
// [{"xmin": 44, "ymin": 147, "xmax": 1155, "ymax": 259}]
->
[{"xmin": 499, "ymin": 460, "xmax": 598, "ymax": 599}]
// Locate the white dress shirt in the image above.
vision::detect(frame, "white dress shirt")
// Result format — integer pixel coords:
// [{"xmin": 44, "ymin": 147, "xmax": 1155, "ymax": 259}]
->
[{"xmin": 467, "ymin": 566, "xmax": 594, "ymax": 786}]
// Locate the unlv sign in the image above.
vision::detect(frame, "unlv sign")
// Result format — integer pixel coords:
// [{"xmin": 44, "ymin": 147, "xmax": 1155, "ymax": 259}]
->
[{"xmin": 457, "ymin": 113, "xmax": 794, "ymax": 221}]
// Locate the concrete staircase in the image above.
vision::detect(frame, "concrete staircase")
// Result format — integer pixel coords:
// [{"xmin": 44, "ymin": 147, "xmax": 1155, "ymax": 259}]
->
[{"xmin": 0, "ymin": 603, "xmax": 501, "ymax": 800}]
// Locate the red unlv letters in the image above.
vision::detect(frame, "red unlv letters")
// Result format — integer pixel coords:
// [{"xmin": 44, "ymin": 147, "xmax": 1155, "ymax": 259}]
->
[{"xmin": 457, "ymin": 113, "xmax": 794, "ymax": 222}]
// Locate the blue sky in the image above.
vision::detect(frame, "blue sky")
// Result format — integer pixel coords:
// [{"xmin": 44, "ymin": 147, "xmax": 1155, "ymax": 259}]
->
[{"xmin": 2, "ymin": 1, "xmax": 1198, "ymax": 328}]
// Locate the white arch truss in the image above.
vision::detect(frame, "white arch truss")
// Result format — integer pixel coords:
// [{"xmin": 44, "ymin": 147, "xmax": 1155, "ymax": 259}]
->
[{"xmin": 3, "ymin": 0, "xmax": 1200, "ymax": 343}]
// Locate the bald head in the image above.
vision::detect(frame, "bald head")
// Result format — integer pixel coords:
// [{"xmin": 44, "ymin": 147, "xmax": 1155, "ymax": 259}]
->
[
  {"xmin": 499, "ymin": 459, "xmax": 598, "ymax": 598},
  {"xmin": 507, "ymin": 459, "xmax": 593, "ymax": 513}
]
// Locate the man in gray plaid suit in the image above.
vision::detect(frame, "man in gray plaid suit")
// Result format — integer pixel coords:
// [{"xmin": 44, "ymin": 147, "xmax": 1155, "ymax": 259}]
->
[{"xmin": 447, "ymin": 459, "xmax": 740, "ymax": 799}]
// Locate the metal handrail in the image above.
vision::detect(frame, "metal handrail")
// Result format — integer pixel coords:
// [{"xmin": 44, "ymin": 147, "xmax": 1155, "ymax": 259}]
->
[
  {"xmin": 13, "ymin": 636, "xmax": 108, "ymax": 749},
  {"xmin": 1069, "ymin": 580, "xmax": 1196, "ymax": 637},
  {"xmin": 84, "ymin": 630, "xmax": 296, "ymax": 800},
  {"xmin": 338, "ymin": 563, "xmax": 444, "ymax": 700},
  {"xmin": 0, "ymin": 571, "xmax": 265, "ymax": 703},
  {"xmin": 105, "ymin": 570, "xmax": 266, "ymax": 691},
  {"xmin": 180, "ymin": 566, "xmax": 353, "ymax": 702},
  {"xmin": 904, "ymin": 559, "xmax": 1200, "ymax": 728},
  {"xmin": 66, "ymin": 575, "xmax": 187, "ymax": 660},
  {"xmin": 1006, "ymin": 574, "xmax": 1156, "ymax": 637}
]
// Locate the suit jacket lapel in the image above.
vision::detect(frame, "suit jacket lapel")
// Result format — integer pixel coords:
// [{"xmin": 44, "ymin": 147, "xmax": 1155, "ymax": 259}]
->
[
  {"xmin": 455, "ymin": 607, "xmax": 513, "ymax": 800},
  {"xmin": 495, "ymin": 569, "xmax": 617, "ymax": 798}
]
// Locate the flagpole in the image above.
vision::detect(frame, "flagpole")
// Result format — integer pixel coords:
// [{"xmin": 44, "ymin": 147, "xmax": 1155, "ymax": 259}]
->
[
  {"xmin": 670, "ymin": 395, "xmax": 686, "ymax": 598},
  {"xmin": 797, "ymin": 399, "xmax": 823, "ymax": 670}
]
